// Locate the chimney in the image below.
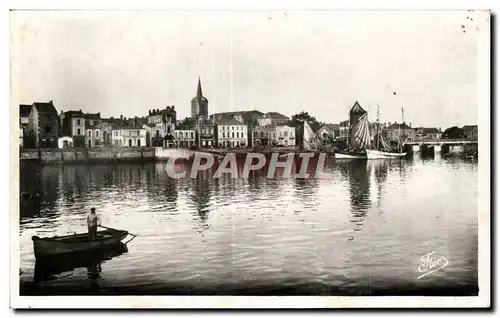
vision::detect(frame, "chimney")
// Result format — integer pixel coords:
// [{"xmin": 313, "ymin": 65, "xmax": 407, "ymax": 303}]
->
[
  {"xmin": 148, "ymin": 110, "xmax": 151, "ymax": 116},
  {"xmin": 110, "ymin": 116, "xmax": 114, "ymax": 119},
  {"xmin": 80, "ymin": 109, "xmax": 82, "ymax": 113},
  {"xmin": 50, "ymin": 100, "xmax": 53, "ymax": 104},
  {"xmin": 120, "ymin": 115, "xmax": 123, "ymax": 120}
]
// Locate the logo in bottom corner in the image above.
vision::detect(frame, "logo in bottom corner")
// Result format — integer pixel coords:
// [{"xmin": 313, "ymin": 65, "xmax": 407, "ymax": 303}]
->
[{"xmin": 417, "ymin": 250, "xmax": 449, "ymax": 280}]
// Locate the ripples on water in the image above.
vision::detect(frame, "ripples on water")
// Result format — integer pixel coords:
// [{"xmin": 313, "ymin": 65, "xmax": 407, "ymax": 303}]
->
[{"xmin": 19, "ymin": 154, "xmax": 478, "ymax": 295}]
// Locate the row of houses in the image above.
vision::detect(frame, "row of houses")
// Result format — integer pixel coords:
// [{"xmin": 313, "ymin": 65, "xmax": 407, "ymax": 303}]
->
[{"xmin": 19, "ymin": 104, "xmax": 297, "ymax": 150}]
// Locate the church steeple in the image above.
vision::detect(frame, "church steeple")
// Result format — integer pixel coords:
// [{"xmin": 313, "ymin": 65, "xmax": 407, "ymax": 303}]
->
[
  {"xmin": 197, "ymin": 76, "xmax": 203, "ymax": 98},
  {"xmin": 191, "ymin": 76, "xmax": 208, "ymax": 118}
]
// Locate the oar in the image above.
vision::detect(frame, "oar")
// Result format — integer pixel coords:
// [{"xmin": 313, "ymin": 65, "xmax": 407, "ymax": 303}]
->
[{"xmin": 98, "ymin": 225, "xmax": 138, "ymax": 237}]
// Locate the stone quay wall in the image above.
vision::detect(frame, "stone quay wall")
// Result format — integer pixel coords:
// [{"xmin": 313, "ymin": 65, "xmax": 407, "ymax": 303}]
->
[{"xmin": 19, "ymin": 147, "xmax": 156, "ymax": 164}]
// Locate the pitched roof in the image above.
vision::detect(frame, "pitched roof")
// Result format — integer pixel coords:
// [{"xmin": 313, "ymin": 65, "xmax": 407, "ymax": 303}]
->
[
  {"xmin": 33, "ymin": 101, "xmax": 57, "ymax": 114},
  {"xmin": 215, "ymin": 117, "xmax": 246, "ymax": 126},
  {"xmin": 462, "ymin": 125, "xmax": 478, "ymax": 131},
  {"xmin": 19, "ymin": 104, "xmax": 32, "ymax": 117},
  {"xmin": 84, "ymin": 113, "xmax": 101, "ymax": 120},
  {"xmin": 421, "ymin": 127, "xmax": 441, "ymax": 134},
  {"xmin": 63, "ymin": 110, "xmax": 85, "ymax": 118},
  {"xmin": 211, "ymin": 110, "xmax": 264, "ymax": 117},
  {"xmin": 264, "ymin": 112, "xmax": 289, "ymax": 119},
  {"xmin": 387, "ymin": 122, "xmax": 412, "ymax": 130}
]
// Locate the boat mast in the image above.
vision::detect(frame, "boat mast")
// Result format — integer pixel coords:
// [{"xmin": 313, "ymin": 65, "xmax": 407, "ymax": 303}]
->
[
  {"xmin": 399, "ymin": 107, "xmax": 404, "ymax": 153},
  {"xmin": 346, "ymin": 105, "xmax": 350, "ymax": 150},
  {"xmin": 376, "ymin": 104, "xmax": 380, "ymax": 150}
]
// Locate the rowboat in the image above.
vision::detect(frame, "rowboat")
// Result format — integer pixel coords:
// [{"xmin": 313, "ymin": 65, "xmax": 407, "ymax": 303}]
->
[
  {"xmin": 366, "ymin": 149, "xmax": 407, "ymax": 159},
  {"xmin": 32, "ymin": 227, "xmax": 129, "ymax": 257}
]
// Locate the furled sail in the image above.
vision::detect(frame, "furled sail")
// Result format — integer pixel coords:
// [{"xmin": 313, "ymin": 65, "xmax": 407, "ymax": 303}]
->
[
  {"xmin": 303, "ymin": 121, "xmax": 320, "ymax": 151},
  {"xmin": 349, "ymin": 112, "xmax": 372, "ymax": 150},
  {"xmin": 373, "ymin": 131, "xmax": 393, "ymax": 152}
]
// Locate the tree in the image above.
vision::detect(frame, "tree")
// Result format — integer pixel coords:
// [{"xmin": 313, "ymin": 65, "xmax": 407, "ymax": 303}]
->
[
  {"xmin": 286, "ymin": 111, "xmax": 323, "ymax": 147},
  {"xmin": 441, "ymin": 126, "xmax": 465, "ymax": 139},
  {"xmin": 286, "ymin": 111, "xmax": 323, "ymax": 131}
]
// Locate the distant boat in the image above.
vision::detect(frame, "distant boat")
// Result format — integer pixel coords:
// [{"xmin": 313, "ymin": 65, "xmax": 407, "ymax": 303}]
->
[{"xmin": 366, "ymin": 105, "xmax": 406, "ymax": 159}]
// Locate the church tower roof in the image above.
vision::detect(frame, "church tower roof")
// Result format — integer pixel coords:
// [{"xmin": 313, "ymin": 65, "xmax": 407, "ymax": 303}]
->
[{"xmin": 191, "ymin": 77, "xmax": 208, "ymax": 103}]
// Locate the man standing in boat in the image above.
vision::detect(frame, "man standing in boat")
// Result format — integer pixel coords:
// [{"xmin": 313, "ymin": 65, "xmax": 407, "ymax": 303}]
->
[{"xmin": 87, "ymin": 207, "xmax": 101, "ymax": 240}]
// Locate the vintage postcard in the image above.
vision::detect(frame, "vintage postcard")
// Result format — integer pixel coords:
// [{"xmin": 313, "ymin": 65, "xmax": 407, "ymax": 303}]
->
[{"xmin": 9, "ymin": 9, "xmax": 490, "ymax": 309}]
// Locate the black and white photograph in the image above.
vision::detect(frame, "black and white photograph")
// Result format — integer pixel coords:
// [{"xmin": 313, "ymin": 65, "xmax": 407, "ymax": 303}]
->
[{"xmin": 9, "ymin": 8, "xmax": 491, "ymax": 309}]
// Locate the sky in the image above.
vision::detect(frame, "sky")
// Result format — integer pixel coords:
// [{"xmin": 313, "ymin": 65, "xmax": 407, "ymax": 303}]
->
[{"xmin": 11, "ymin": 10, "xmax": 488, "ymax": 128}]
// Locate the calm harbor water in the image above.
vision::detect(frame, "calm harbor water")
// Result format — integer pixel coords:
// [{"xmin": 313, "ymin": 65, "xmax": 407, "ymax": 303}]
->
[{"xmin": 19, "ymin": 154, "xmax": 478, "ymax": 295}]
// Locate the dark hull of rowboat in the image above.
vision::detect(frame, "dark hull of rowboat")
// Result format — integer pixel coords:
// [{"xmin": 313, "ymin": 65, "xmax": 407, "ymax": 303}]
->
[{"xmin": 32, "ymin": 229, "xmax": 129, "ymax": 257}]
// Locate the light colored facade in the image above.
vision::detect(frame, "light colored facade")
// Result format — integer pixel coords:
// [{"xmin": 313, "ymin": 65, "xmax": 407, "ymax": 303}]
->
[
  {"xmin": 174, "ymin": 129, "xmax": 196, "ymax": 148},
  {"xmin": 216, "ymin": 117, "xmax": 248, "ymax": 148},
  {"xmin": 275, "ymin": 125, "xmax": 296, "ymax": 146},
  {"xmin": 58, "ymin": 136, "xmax": 74, "ymax": 149},
  {"xmin": 111, "ymin": 127, "xmax": 147, "ymax": 147}
]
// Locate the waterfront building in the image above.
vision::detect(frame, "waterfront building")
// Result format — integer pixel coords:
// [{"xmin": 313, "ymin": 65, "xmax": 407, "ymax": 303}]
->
[
  {"xmin": 58, "ymin": 136, "xmax": 74, "ymax": 149},
  {"xmin": 252, "ymin": 126, "xmax": 277, "ymax": 147},
  {"xmin": 317, "ymin": 123, "xmax": 340, "ymax": 140},
  {"xmin": 463, "ymin": 125, "xmax": 478, "ymax": 141},
  {"xmin": 276, "ymin": 125, "xmax": 296, "ymax": 147},
  {"xmin": 60, "ymin": 110, "xmax": 87, "ymax": 147},
  {"xmin": 191, "ymin": 77, "xmax": 208, "ymax": 119},
  {"xmin": 19, "ymin": 104, "xmax": 32, "ymax": 148},
  {"xmin": 27, "ymin": 100, "xmax": 59, "ymax": 149},
  {"xmin": 412, "ymin": 127, "xmax": 443, "ymax": 141},
  {"xmin": 84, "ymin": 113, "xmax": 103, "ymax": 148},
  {"xmin": 111, "ymin": 126, "xmax": 147, "ymax": 147},
  {"xmin": 215, "ymin": 117, "xmax": 248, "ymax": 148},
  {"xmin": 211, "ymin": 110, "xmax": 263, "ymax": 146},
  {"xmin": 384, "ymin": 122, "xmax": 414, "ymax": 142},
  {"xmin": 257, "ymin": 112, "xmax": 289, "ymax": 127},
  {"xmin": 196, "ymin": 117, "xmax": 215, "ymax": 148},
  {"xmin": 146, "ymin": 106, "xmax": 177, "ymax": 147},
  {"xmin": 173, "ymin": 129, "xmax": 196, "ymax": 148}
]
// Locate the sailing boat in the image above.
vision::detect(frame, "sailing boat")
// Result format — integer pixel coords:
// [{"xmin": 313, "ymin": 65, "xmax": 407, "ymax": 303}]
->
[
  {"xmin": 303, "ymin": 120, "xmax": 321, "ymax": 152},
  {"xmin": 366, "ymin": 106, "xmax": 407, "ymax": 159},
  {"xmin": 335, "ymin": 102, "xmax": 370, "ymax": 159}
]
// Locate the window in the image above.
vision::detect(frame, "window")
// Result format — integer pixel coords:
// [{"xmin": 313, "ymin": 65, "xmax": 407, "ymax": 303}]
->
[
  {"xmin": 254, "ymin": 132, "xmax": 258, "ymax": 137},
  {"xmin": 96, "ymin": 130, "xmax": 99, "ymax": 137},
  {"xmin": 77, "ymin": 128, "xmax": 81, "ymax": 135},
  {"xmin": 93, "ymin": 121, "xmax": 97, "ymax": 126},
  {"xmin": 232, "ymin": 132, "xmax": 234, "ymax": 138},
  {"xmin": 284, "ymin": 131, "xmax": 288, "ymax": 137},
  {"xmin": 88, "ymin": 130, "xmax": 92, "ymax": 137},
  {"xmin": 77, "ymin": 119, "xmax": 80, "ymax": 125},
  {"xmin": 167, "ymin": 126, "xmax": 171, "ymax": 133},
  {"xmin": 232, "ymin": 126, "xmax": 234, "ymax": 130},
  {"xmin": 236, "ymin": 132, "xmax": 239, "ymax": 138},
  {"xmin": 155, "ymin": 130, "xmax": 160, "ymax": 138},
  {"xmin": 191, "ymin": 132, "xmax": 194, "ymax": 139},
  {"xmin": 260, "ymin": 132, "xmax": 264, "ymax": 138},
  {"xmin": 223, "ymin": 132, "xmax": 226, "ymax": 138}
]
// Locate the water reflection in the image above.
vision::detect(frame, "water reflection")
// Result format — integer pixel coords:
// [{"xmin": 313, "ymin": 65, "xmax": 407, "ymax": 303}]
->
[{"xmin": 34, "ymin": 243, "xmax": 128, "ymax": 283}]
